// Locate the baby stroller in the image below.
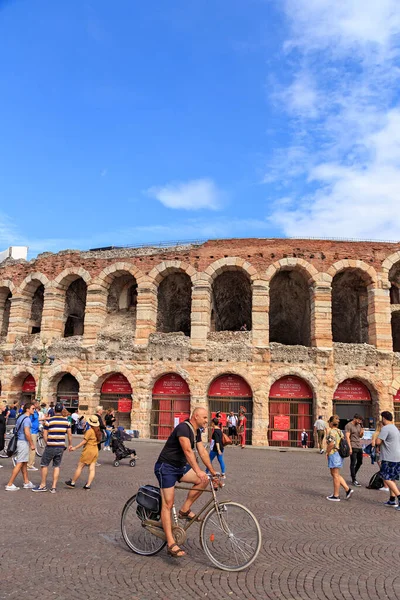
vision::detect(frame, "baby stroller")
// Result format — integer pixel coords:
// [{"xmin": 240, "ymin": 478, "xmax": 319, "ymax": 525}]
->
[{"xmin": 110, "ymin": 429, "xmax": 137, "ymax": 467}]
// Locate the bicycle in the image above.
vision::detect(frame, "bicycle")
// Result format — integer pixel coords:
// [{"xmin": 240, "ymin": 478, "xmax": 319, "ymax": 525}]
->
[
  {"xmin": 121, "ymin": 475, "xmax": 262, "ymax": 571},
  {"xmin": 35, "ymin": 428, "xmax": 45, "ymax": 457}
]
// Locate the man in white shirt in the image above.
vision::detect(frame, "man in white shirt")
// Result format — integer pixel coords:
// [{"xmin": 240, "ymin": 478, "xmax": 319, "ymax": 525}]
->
[
  {"xmin": 227, "ymin": 412, "xmax": 238, "ymax": 443},
  {"xmin": 375, "ymin": 411, "xmax": 400, "ymax": 509},
  {"xmin": 313, "ymin": 415, "xmax": 328, "ymax": 454}
]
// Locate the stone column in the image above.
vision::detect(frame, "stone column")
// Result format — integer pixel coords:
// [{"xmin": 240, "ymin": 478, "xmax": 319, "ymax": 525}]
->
[
  {"xmin": 82, "ymin": 284, "xmax": 108, "ymax": 347},
  {"xmin": 6, "ymin": 295, "xmax": 30, "ymax": 342},
  {"xmin": 368, "ymin": 281, "xmax": 392, "ymax": 350},
  {"xmin": 190, "ymin": 280, "xmax": 211, "ymax": 350},
  {"xmin": 40, "ymin": 285, "xmax": 66, "ymax": 340},
  {"xmin": 135, "ymin": 282, "xmax": 157, "ymax": 346},
  {"xmin": 311, "ymin": 280, "xmax": 333, "ymax": 348},
  {"xmin": 251, "ymin": 385, "xmax": 269, "ymax": 446},
  {"xmin": 251, "ymin": 280, "xmax": 269, "ymax": 348}
]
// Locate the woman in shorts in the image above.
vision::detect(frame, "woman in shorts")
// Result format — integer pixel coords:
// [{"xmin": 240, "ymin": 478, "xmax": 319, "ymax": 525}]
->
[
  {"xmin": 326, "ymin": 415, "xmax": 353, "ymax": 502},
  {"xmin": 65, "ymin": 415, "xmax": 101, "ymax": 490}
]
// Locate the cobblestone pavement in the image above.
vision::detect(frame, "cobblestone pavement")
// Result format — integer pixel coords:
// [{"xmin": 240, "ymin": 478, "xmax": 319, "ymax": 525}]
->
[{"xmin": 1, "ymin": 442, "xmax": 399, "ymax": 600}]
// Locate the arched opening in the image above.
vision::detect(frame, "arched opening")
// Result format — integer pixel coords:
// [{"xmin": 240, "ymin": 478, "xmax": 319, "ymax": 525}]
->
[
  {"xmin": 333, "ymin": 379, "xmax": 372, "ymax": 429},
  {"xmin": 56, "ymin": 374, "xmax": 79, "ymax": 414},
  {"xmin": 332, "ymin": 270, "xmax": 369, "ymax": 343},
  {"xmin": 269, "ymin": 376, "xmax": 313, "ymax": 447},
  {"xmin": 63, "ymin": 278, "xmax": 87, "ymax": 337},
  {"xmin": 30, "ymin": 283, "xmax": 44, "ymax": 334},
  {"xmin": 21, "ymin": 375, "xmax": 36, "ymax": 405},
  {"xmin": 392, "ymin": 312, "xmax": 400, "ymax": 352},
  {"xmin": 211, "ymin": 271, "xmax": 252, "ymax": 332},
  {"xmin": 389, "ymin": 262, "xmax": 400, "ymax": 305},
  {"xmin": 208, "ymin": 375, "xmax": 253, "ymax": 445},
  {"xmin": 104, "ymin": 273, "xmax": 137, "ymax": 336},
  {"xmin": 0, "ymin": 288, "xmax": 12, "ymax": 337},
  {"xmin": 269, "ymin": 270, "xmax": 311, "ymax": 346},
  {"xmin": 156, "ymin": 272, "xmax": 192, "ymax": 336},
  {"xmin": 100, "ymin": 373, "xmax": 133, "ymax": 429},
  {"xmin": 394, "ymin": 390, "xmax": 400, "ymax": 429},
  {"xmin": 151, "ymin": 374, "xmax": 191, "ymax": 440}
]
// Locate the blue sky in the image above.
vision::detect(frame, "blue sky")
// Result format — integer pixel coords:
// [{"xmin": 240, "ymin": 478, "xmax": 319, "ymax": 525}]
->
[{"xmin": 1, "ymin": 1, "xmax": 400, "ymax": 257}]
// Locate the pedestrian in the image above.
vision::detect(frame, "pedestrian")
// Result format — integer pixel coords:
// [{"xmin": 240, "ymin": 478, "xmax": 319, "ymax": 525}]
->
[
  {"xmin": 301, "ymin": 429, "xmax": 308, "ymax": 449},
  {"xmin": 374, "ymin": 411, "xmax": 400, "ymax": 509},
  {"xmin": 0, "ymin": 402, "xmax": 7, "ymax": 465},
  {"xmin": 5, "ymin": 402, "xmax": 36, "ymax": 491},
  {"xmin": 206, "ymin": 417, "xmax": 226, "ymax": 483},
  {"xmin": 104, "ymin": 408, "xmax": 116, "ymax": 451},
  {"xmin": 47, "ymin": 402, "xmax": 55, "ymax": 417},
  {"xmin": 65, "ymin": 415, "xmax": 102, "ymax": 490},
  {"xmin": 313, "ymin": 415, "xmax": 328, "ymax": 454},
  {"xmin": 95, "ymin": 405, "xmax": 106, "ymax": 464},
  {"xmin": 325, "ymin": 415, "xmax": 354, "ymax": 502},
  {"xmin": 237, "ymin": 407, "xmax": 247, "ymax": 449},
  {"xmin": 40, "ymin": 402, "xmax": 48, "ymax": 416},
  {"xmin": 32, "ymin": 402, "xmax": 73, "ymax": 493},
  {"xmin": 70, "ymin": 409, "xmax": 79, "ymax": 434},
  {"xmin": 227, "ymin": 411, "xmax": 238, "ymax": 444},
  {"xmin": 27, "ymin": 400, "xmax": 40, "ymax": 472},
  {"xmin": 345, "ymin": 413, "xmax": 364, "ymax": 487},
  {"xmin": 76, "ymin": 414, "xmax": 86, "ymax": 434},
  {"xmin": 371, "ymin": 421, "xmax": 390, "ymax": 492}
]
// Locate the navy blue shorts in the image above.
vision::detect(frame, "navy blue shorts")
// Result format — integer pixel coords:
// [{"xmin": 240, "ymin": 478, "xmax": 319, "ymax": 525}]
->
[
  {"xmin": 380, "ymin": 461, "xmax": 400, "ymax": 481},
  {"xmin": 154, "ymin": 461, "xmax": 191, "ymax": 489}
]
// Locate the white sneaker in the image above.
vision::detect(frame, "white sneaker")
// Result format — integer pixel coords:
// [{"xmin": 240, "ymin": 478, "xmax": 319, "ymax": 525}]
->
[
  {"xmin": 379, "ymin": 487, "xmax": 390, "ymax": 492},
  {"xmin": 23, "ymin": 481, "xmax": 34, "ymax": 489},
  {"xmin": 5, "ymin": 484, "xmax": 20, "ymax": 491},
  {"xmin": 28, "ymin": 466, "xmax": 39, "ymax": 471},
  {"xmin": 0, "ymin": 464, "xmax": 3, "ymax": 468}
]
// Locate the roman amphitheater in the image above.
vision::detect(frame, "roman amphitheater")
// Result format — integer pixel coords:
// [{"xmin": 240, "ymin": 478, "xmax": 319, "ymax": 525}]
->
[{"xmin": 1, "ymin": 237, "xmax": 399, "ymax": 446}]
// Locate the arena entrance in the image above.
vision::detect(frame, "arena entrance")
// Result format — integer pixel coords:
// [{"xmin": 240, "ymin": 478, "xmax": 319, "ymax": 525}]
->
[
  {"xmin": 395, "ymin": 390, "xmax": 400, "ymax": 429},
  {"xmin": 56, "ymin": 374, "xmax": 79, "ymax": 414},
  {"xmin": 100, "ymin": 374, "xmax": 133, "ymax": 429},
  {"xmin": 208, "ymin": 375, "xmax": 253, "ymax": 445},
  {"xmin": 269, "ymin": 376, "xmax": 313, "ymax": 448},
  {"xmin": 333, "ymin": 379, "xmax": 372, "ymax": 429},
  {"xmin": 151, "ymin": 374, "xmax": 190, "ymax": 440},
  {"xmin": 21, "ymin": 375, "xmax": 36, "ymax": 405}
]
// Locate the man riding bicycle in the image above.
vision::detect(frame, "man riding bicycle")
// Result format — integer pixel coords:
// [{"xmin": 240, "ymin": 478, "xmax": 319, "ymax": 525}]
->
[{"xmin": 154, "ymin": 406, "xmax": 217, "ymax": 558}]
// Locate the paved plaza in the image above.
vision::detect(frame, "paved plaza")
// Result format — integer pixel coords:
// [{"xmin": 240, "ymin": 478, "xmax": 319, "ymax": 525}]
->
[{"xmin": 1, "ymin": 441, "xmax": 399, "ymax": 600}]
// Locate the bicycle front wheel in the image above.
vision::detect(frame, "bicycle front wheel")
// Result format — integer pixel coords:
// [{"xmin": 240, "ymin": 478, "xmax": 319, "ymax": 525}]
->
[
  {"xmin": 121, "ymin": 494, "xmax": 166, "ymax": 556},
  {"xmin": 35, "ymin": 435, "xmax": 44, "ymax": 457},
  {"xmin": 200, "ymin": 501, "xmax": 261, "ymax": 571}
]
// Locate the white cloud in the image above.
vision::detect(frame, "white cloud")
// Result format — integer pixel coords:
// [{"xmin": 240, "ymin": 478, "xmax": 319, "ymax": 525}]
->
[
  {"xmin": 147, "ymin": 178, "xmax": 223, "ymax": 211},
  {"xmin": 268, "ymin": 0, "xmax": 400, "ymax": 240}
]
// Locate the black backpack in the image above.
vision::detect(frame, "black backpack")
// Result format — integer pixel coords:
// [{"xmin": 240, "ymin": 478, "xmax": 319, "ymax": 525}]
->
[
  {"xmin": 367, "ymin": 471, "xmax": 384, "ymax": 490},
  {"xmin": 338, "ymin": 435, "xmax": 350, "ymax": 458}
]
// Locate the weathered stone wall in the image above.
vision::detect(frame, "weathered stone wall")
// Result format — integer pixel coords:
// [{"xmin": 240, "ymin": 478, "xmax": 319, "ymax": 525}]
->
[{"xmin": 0, "ymin": 238, "xmax": 400, "ymax": 443}]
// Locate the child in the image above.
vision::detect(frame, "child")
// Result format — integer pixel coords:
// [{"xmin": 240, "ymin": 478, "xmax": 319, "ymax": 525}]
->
[{"xmin": 301, "ymin": 429, "xmax": 309, "ymax": 449}]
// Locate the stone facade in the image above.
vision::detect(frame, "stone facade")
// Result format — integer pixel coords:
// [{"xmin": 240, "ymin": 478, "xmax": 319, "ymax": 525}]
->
[{"xmin": 1, "ymin": 238, "xmax": 400, "ymax": 444}]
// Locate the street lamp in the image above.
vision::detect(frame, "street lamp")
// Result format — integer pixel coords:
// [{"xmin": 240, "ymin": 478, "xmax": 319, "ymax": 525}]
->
[{"xmin": 31, "ymin": 338, "xmax": 55, "ymax": 403}]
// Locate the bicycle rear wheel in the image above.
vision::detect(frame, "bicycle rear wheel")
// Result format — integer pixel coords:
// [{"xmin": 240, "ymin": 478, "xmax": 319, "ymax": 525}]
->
[
  {"xmin": 35, "ymin": 435, "xmax": 45, "ymax": 457},
  {"xmin": 121, "ymin": 494, "xmax": 166, "ymax": 556},
  {"xmin": 200, "ymin": 501, "xmax": 261, "ymax": 571}
]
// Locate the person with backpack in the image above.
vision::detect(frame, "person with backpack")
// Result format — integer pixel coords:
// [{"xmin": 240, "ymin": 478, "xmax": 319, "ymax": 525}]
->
[
  {"xmin": 5, "ymin": 402, "xmax": 36, "ymax": 491},
  {"xmin": 344, "ymin": 413, "xmax": 364, "ymax": 487},
  {"xmin": 325, "ymin": 415, "xmax": 353, "ymax": 502}
]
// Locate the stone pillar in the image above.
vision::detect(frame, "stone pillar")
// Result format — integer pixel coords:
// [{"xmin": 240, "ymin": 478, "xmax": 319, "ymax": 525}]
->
[
  {"xmin": 368, "ymin": 281, "xmax": 392, "ymax": 350},
  {"xmin": 251, "ymin": 280, "xmax": 269, "ymax": 348},
  {"xmin": 82, "ymin": 284, "xmax": 108, "ymax": 347},
  {"xmin": 311, "ymin": 280, "xmax": 333, "ymax": 348},
  {"xmin": 6, "ymin": 295, "xmax": 30, "ymax": 342},
  {"xmin": 135, "ymin": 282, "xmax": 157, "ymax": 346},
  {"xmin": 190, "ymin": 280, "xmax": 211, "ymax": 350},
  {"xmin": 251, "ymin": 385, "xmax": 269, "ymax": 446},
  {"xmin": 40, "ymin": 285, "xmax": 66, "ymax": 340}
]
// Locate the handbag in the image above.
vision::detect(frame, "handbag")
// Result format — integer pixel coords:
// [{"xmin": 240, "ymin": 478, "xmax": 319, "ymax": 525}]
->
[
  {"xmin": 6, "ymin": 417, "xmax": 26, "ymax": 457},
  {"xmin": 222, "ymin": 432, "xmax": 232, "ymax": 446}
]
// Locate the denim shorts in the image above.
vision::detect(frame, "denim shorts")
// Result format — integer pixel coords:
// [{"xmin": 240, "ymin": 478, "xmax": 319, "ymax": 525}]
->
[
  {"xmin": 328, "ymin": 452, "xmax": 344, "ymax": 469},
  {"xmin": 41, "ymin": 446, "xmax": 65, "ymax": 468},
  {"xmin": 380, "ymin": 461, "xmax": 400, "ymax": 481},
  {"xmin": 154, "ymin": 461, "xmax": 191, "ymax": 489}
]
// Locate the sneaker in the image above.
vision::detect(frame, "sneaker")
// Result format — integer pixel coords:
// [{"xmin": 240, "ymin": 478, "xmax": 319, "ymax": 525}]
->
[
  {"xmin": 0, "ymin": 464, "xmax": 3, "ymax": 468},
  {"xmin": 378, "ymin": 487, "xmax": 390, "ymax": 492},
  {"xmin": 28, "ymin": 466, "xmax": 39, "ymax": 471},
  {"xmin": 352, "ymin": 480, "xmax": 362, "ymax": 487},
  {"xmin": 320, "ymin": 449, "xmax": 324, "ymax": 454},
  {"xmin": 396, "ymin": 505, "xmax": 400, "ymax": 511},
  {"xmin": 83, "ymin": 484, "xmax": 91, "ymax": 490},
  {"xmin": 0, "ymin": 452, "xmax": 8, "ymax": 458},
  {"xmin": 95, "ymin": 463, "xmax": 101, "ymax": 466},
  {"xmin": 5, "ymin": 484, "xmax": 20, "ymax": 491},
  {"xmin": 23, "ymin": 481, "xmax": 34, "ymax": 489},
  {"xmin": 50, "ymin": 488, "xmax": 56, "ymax": 494},
  {"xmin": 384, "ymin": 500, "xmax": 398, "ymax": 507},
  {"xmin": 32, "ymin": 485, "xmax": 48, "ymax": 492},
  {"xmin": 65, "ymin": 479, "xmax": 76, "ymax": 488},
  {"xmin": 346, "ymin": 489, "xmax": 354, "ymax": 500},
  {"xmin": 326, "ymin": 495, "xmax": 340, "ymax": 502}
]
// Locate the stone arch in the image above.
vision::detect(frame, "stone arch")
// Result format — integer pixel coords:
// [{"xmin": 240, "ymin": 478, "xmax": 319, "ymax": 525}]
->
[
  {"xmin": 18, "ymin": 272, "xmax": 49, "ymax": 295},
  {"xmin": 149, "ymin": 368, "xmax": 191, "ymax": 392},
  {"xmin": 10, "ymin": 366, "xmax": 36, "ymax": 388},
  {"xmin": 47, "ymin": 364, "xmax": 84, "ymax": 391},
  {"xmin": 331, "ymin": 267, "xmax": 373, "ymax": 344},
  {"xmin": 389, "ymin": 376, "xmax": 400, "ymax": 398},
  {"xmin": 17, "ymin": 274, "xmax": 49, "ymax": 336},
  {"xmin": 0, "ymin": 281, "xmax": 13, "ymax": 337},
  {"xmin": 209, "ymin": 265, "xmax": 253, "ymax": 332},
  {"xmin": 327, "ymin": 260, "xmax": 377, "ymax": 284},
  {"xmin": 382, "ymin": 251, "xmax": 400, "ymax": 275},
  {"xmin": 53, "ymin": 267, "xmax": 91, "ymax": 289},
  {"xmin": 268, "ymin": 367, "xmax": 319, "ymax": 401},
  {"xmin": 204, "ymin": 257, "xmax": 258, "ymax": 283},
  {"xmin": 94, "ymin": 262, "xmax": 146, "ymax": 288},
  {"xmin": 205, "ymin": 369, "xmax": 254, "ymax": 396},
  {"xmin": 333, "ymin": 374, "xmax": 380, "ymax": 423},
  {"xmin": 265, "ymin": 258, "xmax": 318, "ymax": 285},
  {"xmin": 269, "ymin": 267, "xmax": 312, "ymax": 346},
  {"xmin": 148, "ymin": 261, "xmax": 197, "ymax": 285},
  {"xmin": 90, "ymin": 365, "xmax": 136, "ymax": 395},
  {"xmin": 156, "ymin": 269, "xmax": 192, "ymax": 336}
]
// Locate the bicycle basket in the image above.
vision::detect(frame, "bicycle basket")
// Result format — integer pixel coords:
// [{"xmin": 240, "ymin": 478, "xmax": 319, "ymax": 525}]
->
[{"xmin": 136, "ymin": 485, "xmax": 161, "ymax": 515}]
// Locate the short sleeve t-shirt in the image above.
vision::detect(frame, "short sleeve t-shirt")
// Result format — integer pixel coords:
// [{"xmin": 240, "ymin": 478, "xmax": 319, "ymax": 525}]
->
[
  {"xmin": 157, "ymin": 420, "xmax": 202, "ymax": 468},
  {"xmin": 326, "ymin": 428, "xmax": 342, "ymax": 456},
  {"xmin": 44, "ymin": 416, "xmax": 71, "ymax": 447},
  {"xmin": 212, "ymin": 428, "xmax": 224, "ymax": 452},
  {"xmin": 378, "ymin": 424, "xmax": 400, "ymax": 462},
  {"xmin": 314, "ymin": 419, "xmax": 327, "ymax": 431},
  {"xmin": 345, "ymin": 421, "xmax": 363, "ymax": 449},
  {"xmin": 16, "ymin": 415, "xmax": 31, "ymax": 441}
]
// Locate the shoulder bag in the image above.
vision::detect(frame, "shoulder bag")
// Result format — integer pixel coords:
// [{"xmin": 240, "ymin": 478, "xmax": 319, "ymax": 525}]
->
[
  {"xmin": 222, "ymin": 432, "xmax": 232, "ymax": 446},
  {"xmin": 6, "ymin": 417, "xmax": 27, "ymax": 457}
]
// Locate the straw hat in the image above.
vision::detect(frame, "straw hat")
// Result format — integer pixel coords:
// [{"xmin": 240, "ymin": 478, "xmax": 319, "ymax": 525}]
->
[{"xmin": 87, "ymin": 415, "xmax": 100, "ymax": 427}]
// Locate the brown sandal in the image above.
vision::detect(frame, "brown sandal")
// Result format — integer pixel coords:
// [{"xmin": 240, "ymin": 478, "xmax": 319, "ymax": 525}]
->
[
  {"xmin": 167, "ymin": 543, "xmax": 185, "ymax": 558},
  {"xmin": 178, "ymin": 509, "xmax": 197, "ymax": 521}
]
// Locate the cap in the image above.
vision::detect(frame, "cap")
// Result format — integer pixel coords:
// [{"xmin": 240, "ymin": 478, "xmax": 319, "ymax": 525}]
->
[{"xmin": 55, "ymin": 402, "xmax": 64, "ymax": 412}]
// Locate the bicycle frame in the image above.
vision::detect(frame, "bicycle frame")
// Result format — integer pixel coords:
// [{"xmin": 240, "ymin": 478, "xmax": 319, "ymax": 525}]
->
[{"xmin": 143, "ymin": 481, "xmax": 230, "ymax": 541}]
